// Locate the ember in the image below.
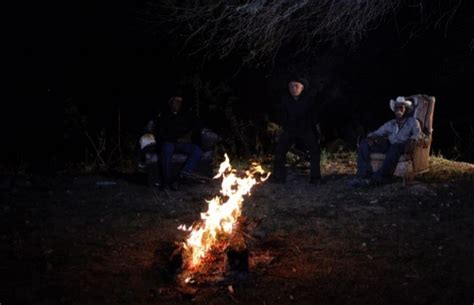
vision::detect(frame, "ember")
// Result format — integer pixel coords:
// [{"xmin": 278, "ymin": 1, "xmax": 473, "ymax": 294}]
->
[{"xmin": 177, "ymin": 154, "xmax": 270, "ymax": 283}]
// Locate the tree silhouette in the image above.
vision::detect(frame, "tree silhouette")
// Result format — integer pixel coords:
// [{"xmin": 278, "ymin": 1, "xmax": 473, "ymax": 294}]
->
[{"xmin": 142, "ymin": 0, "xmax": 469, "ymax": 66}]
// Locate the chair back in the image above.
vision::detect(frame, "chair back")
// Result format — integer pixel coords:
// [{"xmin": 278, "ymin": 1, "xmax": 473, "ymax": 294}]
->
[
  {"xmin": 409, "ymin": 95, "xmax": 435, "ymax": 135},
  {"xmin": 408, "ymin": 94, "xmax": 436, "ymax": 172}
]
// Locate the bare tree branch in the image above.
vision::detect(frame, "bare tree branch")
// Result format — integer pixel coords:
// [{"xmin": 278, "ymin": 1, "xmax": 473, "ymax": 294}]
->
[{"xmin": 140, "ymin": 0, "xmax": 467, "ymax": 66}]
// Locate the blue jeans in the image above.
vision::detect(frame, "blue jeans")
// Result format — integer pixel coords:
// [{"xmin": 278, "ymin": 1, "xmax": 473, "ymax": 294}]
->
[
  {"xmin": 357, "ymin": 138, "xmax": 405, "ymax": 180},
  {"xmin": 160, "ymin": 142, "xmax": 202, "ymax": 184}
]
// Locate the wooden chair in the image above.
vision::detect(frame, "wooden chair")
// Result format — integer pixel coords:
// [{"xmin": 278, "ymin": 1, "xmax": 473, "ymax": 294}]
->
[{"xmin": 369, "ymin": 94, "xmax": 435, "ymax": 184}]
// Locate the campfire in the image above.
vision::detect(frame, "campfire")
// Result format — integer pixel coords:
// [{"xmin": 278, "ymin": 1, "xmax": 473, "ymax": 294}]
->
[{"xmin": 176, "ymin": 154, "xmax": 270, "ymax": 284}]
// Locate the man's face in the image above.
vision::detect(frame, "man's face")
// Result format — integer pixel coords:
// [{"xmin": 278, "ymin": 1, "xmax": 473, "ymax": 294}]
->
[
  {"xmin": 169, "ymin": 97, "xmax": 183, "ymax": 113},
  {"xmin": 394, "ymin": 104, "xmax": 406, "ymax": 119},
  {"xmin": 288, "ymin": 81, "xmax": 305, "ymax": 97}
]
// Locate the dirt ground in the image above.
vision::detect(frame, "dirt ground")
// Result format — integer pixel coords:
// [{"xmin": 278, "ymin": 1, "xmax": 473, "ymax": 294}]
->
[{"xmin": 2, "ymin": 157, "xmax": 474, "ymax": 305}]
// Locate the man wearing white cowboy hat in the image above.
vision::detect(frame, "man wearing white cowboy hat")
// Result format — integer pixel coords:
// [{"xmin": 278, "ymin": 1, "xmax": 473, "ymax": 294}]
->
[{"xmin": 350, "ymin": 96, "xmax": 422, "ymax": 186}]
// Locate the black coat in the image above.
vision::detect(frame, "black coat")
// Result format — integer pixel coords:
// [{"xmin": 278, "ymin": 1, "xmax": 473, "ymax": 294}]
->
[
  {"xmin": 157, "ymin": 110, "xmax": 201, "ymax": 143},
  {"xmin": 280, "ymin": 92, "xmax": 319, "ymax": 136}
]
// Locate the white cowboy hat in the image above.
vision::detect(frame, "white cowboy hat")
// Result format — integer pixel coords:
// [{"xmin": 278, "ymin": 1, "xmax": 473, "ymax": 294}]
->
[{"xmin": 389, "ymin": 96, "xmax": 413, "ymax": 112}]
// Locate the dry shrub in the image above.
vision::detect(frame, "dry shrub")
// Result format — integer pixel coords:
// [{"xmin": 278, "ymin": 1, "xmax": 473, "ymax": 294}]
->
[{"xmin": 420, "ymin": 156, "xmax": 474, "ymax": 182}]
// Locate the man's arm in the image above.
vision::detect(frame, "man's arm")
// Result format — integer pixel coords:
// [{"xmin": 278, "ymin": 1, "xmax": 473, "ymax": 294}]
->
[
  {"xmin": 280, "ymin": 101, "xmax": 288, "ymax": 127},
  {"xmin": 409, "ymin": 118, "xmax": 423, "ymax": 140},
  {"xmin": 177, "ymin": 112, "xmax": 202, "ymax": 143},
  {"xmin": 402, "ymin": 118, "xmax": 424, "ymax": 153},
  {"xmin": 312, "ymin": 98, "xmax": 323, "ymax": 140},
  {"xmin": 367, "ymin": 121, "xmax": 391, "ymax": 138},
  {"xmin": 316, "ymin": 123, "xmax": 322, "ymax": 136}
]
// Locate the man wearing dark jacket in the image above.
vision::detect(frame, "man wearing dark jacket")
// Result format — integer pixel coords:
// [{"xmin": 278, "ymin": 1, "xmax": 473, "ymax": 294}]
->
[
  {"xmin": 272, "ymin": 78, "xmax": 323, "ymax": 184},
  {"xmin": 158, "ymin": 96, "xmax": 202, "ymax": 189}
]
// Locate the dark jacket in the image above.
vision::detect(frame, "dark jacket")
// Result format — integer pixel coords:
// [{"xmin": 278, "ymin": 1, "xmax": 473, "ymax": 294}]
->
[
  {"xmin": 157, "ymin": 109, "xmax": 201, "ymax": 143},
  {"xmin": 280, "ymin": 91, "xmax": 319, "ymax": 136}
]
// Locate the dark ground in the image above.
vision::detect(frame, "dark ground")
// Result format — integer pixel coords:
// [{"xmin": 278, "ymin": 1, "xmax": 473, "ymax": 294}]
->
[{"xmin": 1, "ymin": 157, "xmax": 474, "ymax": 305}]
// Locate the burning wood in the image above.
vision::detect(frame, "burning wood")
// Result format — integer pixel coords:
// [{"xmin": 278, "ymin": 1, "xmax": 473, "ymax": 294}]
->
[{"xmin": 177, "ymin": 154, "xmax": 270, "ymax": 284}]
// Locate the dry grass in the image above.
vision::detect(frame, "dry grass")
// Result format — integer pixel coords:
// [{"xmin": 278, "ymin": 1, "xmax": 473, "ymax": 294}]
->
[
  {"xmin": 321, "ymin": 152, "xmax": 474, "ymax": 183},
  {"xmin": 420, "ymin": 156, "xmax": 474, "ymax": 182}
]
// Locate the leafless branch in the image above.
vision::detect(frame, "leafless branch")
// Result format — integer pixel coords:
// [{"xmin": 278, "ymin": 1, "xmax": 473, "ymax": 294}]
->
[
  {"xmin": 142, "ymin": 0, "xmax": 400, "ymax": 66},
  {"xmin": 140, "ymin": 0, "xmax": 466, "ymax": 66}
]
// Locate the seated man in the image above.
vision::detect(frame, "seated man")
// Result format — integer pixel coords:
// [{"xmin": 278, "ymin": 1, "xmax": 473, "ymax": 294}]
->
[
  {"xmin": 158, "ymin": 96, "xmax": 203, "ymax": 190},
  {"xmin": 271, "ymin": 77, "xmax": 323, "ymax": 185},
  {"xmin": 351, "ymin": 96, "xmax": 422, "ymax": 186}
]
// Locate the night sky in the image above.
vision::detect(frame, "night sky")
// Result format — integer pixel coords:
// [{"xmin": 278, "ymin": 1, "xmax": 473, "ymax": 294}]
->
[{"xmin": 4, "ymin": 1, "xmax": 474, "ymax": 171}]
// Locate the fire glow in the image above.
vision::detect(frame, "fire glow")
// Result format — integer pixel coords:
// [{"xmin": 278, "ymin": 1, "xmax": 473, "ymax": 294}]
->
[{"xmin": 177, "ymin": 154, "xmax": 270, "ymax": 278}]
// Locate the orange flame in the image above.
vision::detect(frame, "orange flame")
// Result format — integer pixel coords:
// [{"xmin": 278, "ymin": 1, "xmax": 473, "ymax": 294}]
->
[{"xmin": 178, "ymin": 154, "xmax": 270, "ymax": 274}]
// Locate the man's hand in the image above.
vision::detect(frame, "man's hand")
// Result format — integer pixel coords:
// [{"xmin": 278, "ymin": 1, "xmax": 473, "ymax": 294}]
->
[
  {"xmin": 316, "ymin": 124, "xmax": 324, "ymax": 142},
  {"xmin": 367, "ymin": 136, "xmax": 386, "ymax": 146},
  {"xmin": 319, "ymin": 132, "xmax": 325, "ymax": 143}
]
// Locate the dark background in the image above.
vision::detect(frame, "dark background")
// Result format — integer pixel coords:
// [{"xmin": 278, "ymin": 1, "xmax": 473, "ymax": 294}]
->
[{"xmin": 3, "ymin": 1, "xmax": 474, "ymax": 173}]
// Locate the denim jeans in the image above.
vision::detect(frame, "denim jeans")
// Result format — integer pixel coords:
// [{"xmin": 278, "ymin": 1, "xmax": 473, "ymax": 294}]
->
[
  {"xmin": 160, "ymin": 142, "xmax": 202, "ymax": 184},
  {"xmin": 357, "ymin": 138, "xmax": 405, "ymax": 179}
]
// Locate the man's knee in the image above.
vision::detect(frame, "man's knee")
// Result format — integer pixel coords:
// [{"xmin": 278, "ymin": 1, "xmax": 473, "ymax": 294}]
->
[
  {"xmin": 191, "ymin": 145, "xmax": 202, "ymax": 158},
  {"xmin": 161, "ymin": 143, "xmax": 175, "ymax": 156}
]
